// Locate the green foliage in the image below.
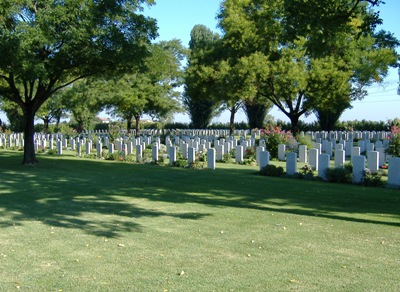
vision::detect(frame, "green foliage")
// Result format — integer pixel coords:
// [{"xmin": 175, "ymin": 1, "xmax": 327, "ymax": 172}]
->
[
  {"xmin": 0, "ymin": 0, "xmax": 157, "ymax": 163},
  {"xmin": 0, "ymin": 100, "xmax": 24, "ymax": 132},
  {"xmin": 103, "ymin": 40, "xmax": 185, "ymax": 134},
  {"xmin": 216, "ymin": 0, "xmax": 398, "ymax": 134},
  {"xmin": 296, "ymin": 134, "xmax": 314, "ymax": 151},
  {"xmin": 259, "ymin": 164, "xmax": 285, "ymax": 177},
  {"xmin": 385, "ymin": 126, "xmax": 400, "ymax": 157},
  {"xmin": 362, "ymin": 169, "xmax": 385, "ymax": 187},
  {"xmin": 173, "ymin": 159, "xmax": 188, "ymax": 168},
  {"xmin": 298, "ymin": 164, "xmax": 315, "ymax": 180},
  {"xmin": 262, "ymin": 125, "xmax": 292, "ymax": 159},
  {"xmin": 183, "ymin": 25, "xmax": 222, "ymax": 129},
  {"xmin": 244, "ymin": 147, "xmax": 255, "ymax": 159},
  {"xmin": 208, "ymin": 121, "xmax": 249, "ymax": 130},
  {"xmin": 325, "ymin": 167, "xmax": 353, "ymax": 184},
  {"xmin": 243, "ymin": 96, "xmax": 273, "ymax": 129}
]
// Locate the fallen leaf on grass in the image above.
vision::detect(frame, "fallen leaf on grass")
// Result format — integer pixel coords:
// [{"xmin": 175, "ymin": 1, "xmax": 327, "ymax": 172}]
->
[
  {"xmin": 118, "ymin": 244, "xmax": 125, "ymax": 247},
  {"xmin": 289, "ymin": 279, "xmax": 299, "ymax": 283},
  {"xmin": 178, "ymin": 270, "xmax": 185, "ymax": 276}
]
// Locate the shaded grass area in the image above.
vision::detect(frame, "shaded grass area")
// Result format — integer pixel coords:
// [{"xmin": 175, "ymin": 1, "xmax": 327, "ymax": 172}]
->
[{"xmin": 0, "ymin": 150, "xmax": 399, "ymax": 290}]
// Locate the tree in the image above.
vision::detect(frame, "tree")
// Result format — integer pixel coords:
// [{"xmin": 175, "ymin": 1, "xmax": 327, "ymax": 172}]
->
[
  {"xmin": 0, "ymin": 0, "xmax": 157, "ymax": 164},
  {"xmin": 184, "ymin": 25, "xmax": 221, "ymax": 129},
  {"xmin": 61, "ymin": 79, "xmax": 105, "ymax": 133},
  {"xmin": 217, "ymin": 0, "xmax": 398, "ymax": 134},
  {"xmin": 35, "ymin": 92, "xmax": 67, "ymax": 133},
  {"xmin": 243, "ymin": 94, "xmax": 273, "ymax": 129},
  {"xmin": 104, "ymin": 40, "xmax": 185, "ymax": 136},
  {"xmin": 0, "ymin": 99, "xmax": 24, "ymax": 132}
]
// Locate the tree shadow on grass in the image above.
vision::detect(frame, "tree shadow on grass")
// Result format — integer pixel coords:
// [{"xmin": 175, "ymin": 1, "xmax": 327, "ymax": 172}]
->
[
  {"xmin": 0, "ymin": 151, "xmax": 399, "ymax": 239},
  {"xmin": 0, "ymin": 152, "xmax": 210, "ymax": 238}
]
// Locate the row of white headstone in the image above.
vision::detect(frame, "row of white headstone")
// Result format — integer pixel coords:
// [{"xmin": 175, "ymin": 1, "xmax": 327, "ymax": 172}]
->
[{"xmin": 1, "ymin": 130, "xmax": 399, "ymax": 187}]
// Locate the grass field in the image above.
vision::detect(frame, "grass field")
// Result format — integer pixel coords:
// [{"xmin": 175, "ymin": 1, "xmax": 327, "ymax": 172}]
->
[{"xmin": 0, "ymin": 150, "xmax": 399, "ymax": 291}]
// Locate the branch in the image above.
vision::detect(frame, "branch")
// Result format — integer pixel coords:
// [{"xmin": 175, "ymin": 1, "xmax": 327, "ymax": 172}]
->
[{"xmin": 51, "ymin": 74, "xmax": 93, "ymax": 94}]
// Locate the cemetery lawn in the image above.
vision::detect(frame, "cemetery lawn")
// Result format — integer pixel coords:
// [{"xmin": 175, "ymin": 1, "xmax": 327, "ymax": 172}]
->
[{"xmin": 0, "ymin": 151, "xmax": 399, "ymax": 291}]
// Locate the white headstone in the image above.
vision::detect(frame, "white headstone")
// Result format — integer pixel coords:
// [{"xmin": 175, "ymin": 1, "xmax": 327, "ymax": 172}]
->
[
  {"xmin": 286, "ymin": 152, "xmax": 297, "ymax": 175},
  {"xmin": 136, "ymin": 144, "xmax": 143, "ymax": 162},
  {"xmin": 299, "ymin": 145, "xmax": 307, "ymax": 163},
  {"xmin": 57, "ymin": 140, "xmax": 62, "ymax": 155},
  {"xmin": 181, "ymin": 143, "xmax": 188, "ymax": 159},
  {"xmin": 318, "ymin": 154, "xmax": 330, "ymax": 181},
  {"xmin": 216, "ymin": 144, "xmax": 224, "ymax": 161},
  {"xmin": 152, "ymin": 144, "xmax": 159, "ymax": 162},
  {"xmin": 278, "ymin": 144, "xmax": 286, "ymax": 161},
  {"xmin": 334, "ymin": 149, "xmax": 345, "ymax": 168},
  {"xmin": 352, "ymin": 155, "xmax": 366, "ymax": 184},
  {"xmin": 388, "ymin": 157, "xmax": 400, "ymax": 188},
  {"xmin": 351, "ymin": 147, "xmax": 361, "ymax": 164},
  {"xmin": 256, "ymin": 146, "xmax": 265, "ymax": 165},
  {"xmin": 236, "ymin": 145, "xmax": 244, "ymax": 163},
  {"xmin": 259, "ymin": 151, "xmax": 270, "ymax": 171},
  {"xmin": 377, "ymin": 147, "xmax": 386, "ymax": 167},
  {"xmin": 169, "ymin": 146, "xmax": 177, "ymax": 165},
  {"xmin": 207, "ymin": 148, "xmax": 216, "ymax": 170},
  {"xmin": 345, "ymin": 141, "xmax": 353, "ymax": 157},
  {"xmin": 188, "ymin": 147, "xmax": 196, "ymax": 167},
  {"xmin": 367, "ymin": 151, "xmax": 379, "ymax": 173},
  {"xmin": 309, "ymin": 148, "xmax": 319, "ymax": 171},
  {"xmin": 96, "ymin": 142, "xmax": 102, "ymax": 158}
]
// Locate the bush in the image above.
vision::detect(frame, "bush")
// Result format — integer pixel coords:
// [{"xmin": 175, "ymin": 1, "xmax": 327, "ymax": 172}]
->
[
  {"xmin": 173, "ymin": 159, "xmax": 187, "ymax": 168},
  {"xmin": 262, "ymin": 125, "xmax": 292, "ymax": 159},
  {"xmin": 362, "ymin": 169, "xmax": 385, "ymax": 187},
  {"xmin": 296, "ymin": 134, "xmax": 314, "ymax": 151},
  {"xmin": 325, "ymin": 167, "xmax": 352, "ymax": 184},
  {"xmin": 244, "ymin": 147, "xmax": 255, "ymax": 159},
  {"xmin": 298, "ymin": 164, "xmax": 314, "ymax": 180},
  {"xmin": 259, "ymin": 164, "xmax": 284, "ymax": 177},
  {"xmin": 386, "ymin": 126, "xmax": 400, "ymax": 157}
]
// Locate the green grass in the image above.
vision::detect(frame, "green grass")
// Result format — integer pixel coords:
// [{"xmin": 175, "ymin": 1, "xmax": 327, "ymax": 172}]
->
[{"xmin": 0, "ymin": 150, "xmax": 399, "ymax": 291}]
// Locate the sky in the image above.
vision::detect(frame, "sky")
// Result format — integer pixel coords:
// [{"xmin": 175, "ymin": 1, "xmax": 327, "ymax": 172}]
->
[{"xmin": 1, "ymin": 1, "xmax": 399, "ymax": 125}]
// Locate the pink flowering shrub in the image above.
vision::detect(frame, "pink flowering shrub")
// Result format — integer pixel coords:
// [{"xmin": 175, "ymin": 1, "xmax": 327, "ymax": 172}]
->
[
  {"xmin": 261, "ymin": 125, "xmax": 293, "ymax": 158},
  {"xmin": 386, "ymin": 126, "xmax": 400, "ymax": 157}
]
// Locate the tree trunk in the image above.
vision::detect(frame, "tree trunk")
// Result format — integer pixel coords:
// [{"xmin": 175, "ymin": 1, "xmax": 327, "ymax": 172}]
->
[
  {"xmin": 44, "ymin": 117, "xmax": 50, "ymax": 134},
  {"xmin": 22, "ymin": 107, "xmax": 38, "ymax": 165},
  {"xmin": 289, "ymin": 115, "xmax": 300, "ymax": 135},
  {"xmin": 135, "ymin": 114, "xmax": 141, "ymax": 137},
  {"xmin": 229, "ymin": 106, "xmax": 235, "ymax": 136},
  {"xmin": 127, "ymin": 118, "xmax": 132, "ymax": 134}
]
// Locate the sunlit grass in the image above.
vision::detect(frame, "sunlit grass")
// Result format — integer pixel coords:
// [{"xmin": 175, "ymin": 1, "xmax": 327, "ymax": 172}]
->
[{"xmin": 0, "ymin": 150, "xmax": 399, "ymax": 290}]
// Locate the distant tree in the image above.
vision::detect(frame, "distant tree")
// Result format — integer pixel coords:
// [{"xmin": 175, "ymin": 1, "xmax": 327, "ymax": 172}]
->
[
  {"xmin": 104, "ymin": 40, "xmax": 185, "ymax": 136},
  {"xmin": 61, "ymin": 80, "xmax": 104, "ymax": 133},
  {"xmin": 184, "ymin": 25, "xmax": 221, "ymax": 128},
  {"xmin": 0, "ymin": 0, "xmax": 157, "ymax": 164},
  {"xmin": 35, "ymin": 92, "xmax": 67, "ymax": 133},
  {"xmin": 243, "ymin": 94, "xmax": 273, "ymax": 129},
  {"xmin": 0, "ymin": 99, "xmax": 24, "ymax": 132}
]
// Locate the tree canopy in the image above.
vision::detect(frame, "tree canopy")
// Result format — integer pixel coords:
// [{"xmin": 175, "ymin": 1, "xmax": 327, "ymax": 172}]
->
[
  {"xmin": 215, "ymin": 0, "xmax": 398, "ymax": 133},
  {"xmin": 184, "ymin": 25, "xmax": 222, "ymax": 129},
  {"xmin": 104, "ymin": 40, "xmax": 185, "ymax": 136},
  {"xmin": 0, "ymin": 0, "xmax": 157, "ymax": 164}
]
